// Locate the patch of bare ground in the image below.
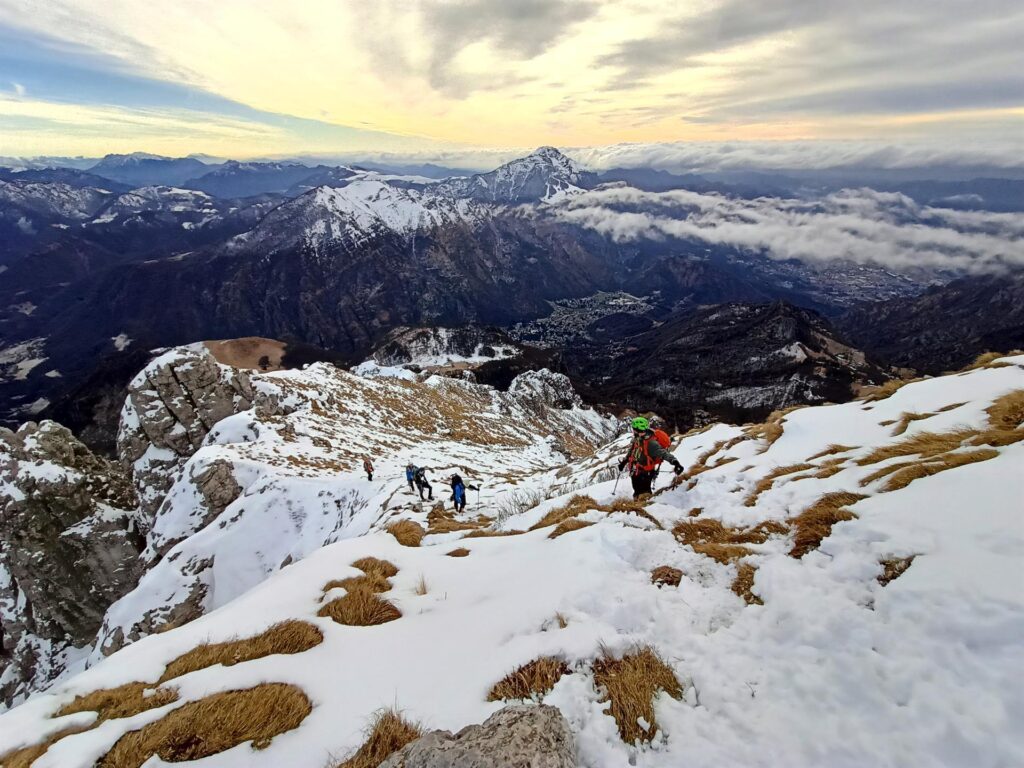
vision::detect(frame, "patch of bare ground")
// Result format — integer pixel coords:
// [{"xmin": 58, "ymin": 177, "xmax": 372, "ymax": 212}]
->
[
  {"xmin": 446, "ymin": 547, "xmax": 470, "ymax": 557},
  {"xmin": 856, "ymin": 429, "xmax": 978, "ymax": 466},
  {"xmin": 672, "ymin": 518, "xmax": 787, "ymax": 564},
  {"xmin": 529, "ymin": 495, "xmax": 599, "ymax": 530},
  {"xmin": 651, "ymin": 566, "xmax": 683, "ymax": 587},
  {"xmin": 0, "ymin": 725, "xmax": 92, "ymax": 768},
  {"xmin": 204, "ymin": 337, "xmax": 285, "ymax": 370},
  {"xmin": 319, "ymin": 588, "xmax": 402, "ymax": 626},
  {"xmin": 462, "ymin": 528, "xmax": 525, "ymax": 539},
  {"xmin": 57, "ymin": 683, "xmax": 179, "ymax": 722},
  {"xmin": 731, "ymin": 563, "xmax": 762, "ymax": 605},
  {"xmin": 859, "ymin": 377, "xmax": 919, "ymax": 402},
  {"xmin": 549, "ymin": 519, "xmax": 594, "ymax": 538},
  {"xmin": 881, "ymin": 449, "xmax": 999, "ymax": 491},
  {"xmin": 986, "ymin": 389, "xmax": 1024, "ymax": 431},
  {"xmin": 387, "ymin": 520, "xmax": 425, "ymax": 547},
  {"xmin": 789, "ymin": 492, "xmax": 866, "ymax": 558},
  {"xmin": 744, "ymin": 463, "xmax": 816, "ymax": 506},
  {"xmin": 878, "ymin": 556, "xmax": 916, "ymax": 586},
  {"xmin": 961, "ymin": 350, "xmax": 1024, "ymax": 371},
  {"xmin": 487, "ymin": 657, "xmax": 571, "ymax": 702},
  {"xmin": 593, "ymin": 647, "xmax": 683, "ymax": 744},
  {"xmin": 807, "ymin": 444, "xmax": 856, "ymax": 461},
  {"xmin": 158, "ymin": 620, "xmax": 323, "ymax": 684},
  {"xmin": 426, "ymin": 504, "xmax": 484, "ymax": 535},
  {"xmin": 99, "ymin": 683, "xmax": 311, "ymax": 768},
  {"xmin": 332, "ymin": 709, "xmax": 422, "ymax": 768}
]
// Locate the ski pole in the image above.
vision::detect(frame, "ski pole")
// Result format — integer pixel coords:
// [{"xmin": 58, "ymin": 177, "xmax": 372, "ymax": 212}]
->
[{"xmin": 613, "ymin": 468, "xmax": 621, "ymax": 495}]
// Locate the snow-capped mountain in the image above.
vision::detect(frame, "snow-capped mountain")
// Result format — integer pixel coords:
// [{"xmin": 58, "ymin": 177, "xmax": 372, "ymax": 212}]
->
[
  {"xmin": 183, "ymin": 161, "xmax": 338, "ymax": 198},
  {"xmin": 438, "ymin": 146, "xmax": 594, "ymax": 203},
  {"xmin": 88, "ymin": 154, "xmax": 213, "ymax": 187},
  {"xmin": 0, "ymin": 347, "xmax": 1021, "ymax": 766}
]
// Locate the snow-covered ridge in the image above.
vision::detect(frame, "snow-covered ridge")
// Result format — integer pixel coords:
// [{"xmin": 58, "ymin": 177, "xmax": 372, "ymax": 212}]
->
[{"xmin": 1, "ymin": 354, "xmax": 1021, "ymax": 765}]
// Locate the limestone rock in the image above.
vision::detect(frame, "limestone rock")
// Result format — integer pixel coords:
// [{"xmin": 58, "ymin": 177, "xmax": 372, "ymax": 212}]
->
[{"xmin": 380, "ymin": 704, "xmax": 576, "ymax": 768}]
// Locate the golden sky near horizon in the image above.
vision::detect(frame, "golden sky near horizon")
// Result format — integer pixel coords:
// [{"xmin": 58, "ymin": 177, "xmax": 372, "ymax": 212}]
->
[{"xmin": 0, "ymin": 0, "xmax": 1021, "ymax": 159}]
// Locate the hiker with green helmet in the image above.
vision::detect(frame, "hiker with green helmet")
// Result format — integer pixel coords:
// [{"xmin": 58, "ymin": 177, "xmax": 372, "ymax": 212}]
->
[{"xmin": 617, "ymin": 416, "xmax": 683, "ymax": 498}]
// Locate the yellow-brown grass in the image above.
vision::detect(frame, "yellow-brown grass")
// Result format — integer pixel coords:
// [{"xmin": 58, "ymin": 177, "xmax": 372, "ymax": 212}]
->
[
  {"xmin": 789, "ymin": 492, "xmax": 866, "ymax": 558},
  {"xmin": 807, "ymin": 444, "xmax": 856, "ymax": 461},
  {"xmin": 878, "ymin": 556, "xmax": 916, "ymax": 586},
  {"xmin": 651, "ymin": 566, "xmax": 683, "ymax": 587},
  {"xmin": 446, "ymin": 548, "xmax": 470, "ymax": 557},
  {"xmin": 881, "ymin": 449, "xmax": 999, "ymax": 491},
  {"xmin": 57, "ymin": 683, "xmax": 178, "ymax": 722},
  {"xmin": 462, "ymin": 528, "xmax": 525, "ymax": 538},
  {"xmin": 426, "ymin": 505, "xmax": 483, "ymax": 534},
  {"xmin": 414, "ymin": 575, "xmax": 429, "ymax": 596},
  {"xmin": 529, "ymin": 495, "xmax": 598, "ymax": 530},
  {"xmin": 961, "ymin": 350, "xmax": 1023, "ymax": 371},
  {"xmin": 386, "ymin": 520, "xmax": 425, "ymax": 547},
  {"xmin": 351, "ymin": 557, "xmax": 399, "ymax": 579},
  {"xmin": 744, "ymin": 463, "xmax": 816, "ymax": 506},
  {"xmin": 318, "ymin": 591, "xmax": 402, "ymax": 627},
  {"xmin": 592, "ymin": 647, "xmax": 683, "ymax": 744},
  {"xmin": 731, "ymin": 563, "xmax": 762, "ymax": 606},
  {"xmin": 323, "ymin": 574, "xmax": 391, "ymax": 594},
  {"xmin": 333, "ymin": 709, "xmax": 422, "ymax": 768},
  {"xmin": 549, "ymin": 519, "xmax": 594, "ymax": 538},
  {"xmin": 486, "ymin": 657, "xmax": 570, "ymax": 701},
  {"xmin": 158, "ymin": 620, "xmax": 323, "ymax": 684},
  {"xmin": 856, "ymin": 429, "xmax": 976, "ymax": 466},
  {"xmin": 99, "ymin": 684, "xmax": 311, "ymax": 768},
  {"xmin": 890, "ymin": 411, "xmax": 935, "ymax": 436},
  {"xmin": 744, "ymin": 406, "xmax": 803, "ymax": 451},
  {"xmin": 0, "ymin": 725, "xmax": 92, "ymax": 768},
  {"xmin": 860, "ymin": 377, "xmax": 917, "ymax": 402},
  {"xmin": 554, "ymin": 612, "xmax": 569, "ymax": 629},
  {"xmin": 936, "ymin": 402, "xmax": 967, "ymax": 413},
  {"xmin": 986, "ymin": 389, "xmax": 1024, "ymax": 431}
]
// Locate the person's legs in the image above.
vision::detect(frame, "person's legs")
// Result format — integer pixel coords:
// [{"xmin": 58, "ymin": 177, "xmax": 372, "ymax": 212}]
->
[{"xmin": 631, "ymin": 471, "xmax": 654, "ymax": 498}]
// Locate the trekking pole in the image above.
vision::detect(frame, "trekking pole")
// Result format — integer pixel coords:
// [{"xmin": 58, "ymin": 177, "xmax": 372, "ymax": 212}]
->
[{"xmin": 613, "ymin": 468, "xmax": 621, "ymax": 495}]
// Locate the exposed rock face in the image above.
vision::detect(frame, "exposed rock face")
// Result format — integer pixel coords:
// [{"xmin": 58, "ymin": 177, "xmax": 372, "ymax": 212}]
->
[
  {"xmin": 117, "ymin": 346, "xmax": 255, "ymax": 527},
  {"xmin": 0, "ymin": 421, "xmax": 142, "ymax": 708},
  {"xmin": 508, "ymin": 369, "xmax": 582, "ymax": 411},
  {"xmin": 381, "ymin": 705, "xmax": 576, "ymax": 768}
]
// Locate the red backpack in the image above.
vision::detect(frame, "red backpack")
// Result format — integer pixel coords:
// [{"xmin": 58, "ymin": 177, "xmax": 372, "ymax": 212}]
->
[{"xmin": 653, "ymin": 429, "xmax": 671, "ymax": 450}]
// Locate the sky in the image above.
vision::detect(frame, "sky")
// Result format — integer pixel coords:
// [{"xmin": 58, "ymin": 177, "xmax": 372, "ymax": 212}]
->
[{"xmin": 0, "ymin": 0, "xmax": 1021, "ymax": 165}]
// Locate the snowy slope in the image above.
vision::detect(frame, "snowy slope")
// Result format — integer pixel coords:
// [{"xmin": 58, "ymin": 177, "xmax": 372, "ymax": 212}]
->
[{"xmin": 1, "ymin": 356, "xmax": 1022, "ymax": 767}]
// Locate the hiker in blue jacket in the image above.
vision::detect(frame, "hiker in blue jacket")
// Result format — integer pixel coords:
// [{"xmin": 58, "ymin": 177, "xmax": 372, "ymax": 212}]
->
[
  {"xmin": 405, "ymin": 463, "xmax": 416, "ymax": 492},
  {"xmin": 450, "ymin": 473, "xmax": 467, "ymax": 513}
]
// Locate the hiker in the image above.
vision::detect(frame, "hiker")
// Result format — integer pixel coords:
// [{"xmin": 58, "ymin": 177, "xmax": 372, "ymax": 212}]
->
[
  {"xmin": 617, "ymin": 416, "xmax": 683, "ymax": 498},
  {"xmin": 363, "ymin": 456, "xmax": 374, "ymax": 482},
  {"xmin": 405, "ymin": 463, "xmax": 416, "ymax": 492},
  {"xmin": 414, "ymin": 466, "xmax": 433, "ymax": 501},
  {"xmin": 450, "ymin": 473, "xmax": 467, "ymax": 513}
]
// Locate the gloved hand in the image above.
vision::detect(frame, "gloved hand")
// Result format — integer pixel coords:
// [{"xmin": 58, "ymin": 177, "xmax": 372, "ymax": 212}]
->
[
  {"xmin": 618, "ymin": 460, "xmax": 627, "ymax": 472},
  {"xmin": 673, "ymin": 463, "xmax": 684, "ymax": 476}
]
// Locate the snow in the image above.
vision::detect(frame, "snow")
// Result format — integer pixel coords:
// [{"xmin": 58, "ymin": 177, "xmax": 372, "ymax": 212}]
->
[
  {"xmin": 1, "ymin": 354, "xmax": 1023, "ymax": 766},
  {"xmin": 111, "ymin": 333, "xmax": 132, "ymax": 351}
]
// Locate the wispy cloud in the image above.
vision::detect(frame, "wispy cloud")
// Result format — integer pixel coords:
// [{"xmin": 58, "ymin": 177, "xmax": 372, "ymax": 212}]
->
[
  {"xmin": 10, "ymin": 81, "xmax": 25, "ymax": 97},
  {"xmin": 547, "ymin": 186, "xmax": 1024, "ymax": 274}
]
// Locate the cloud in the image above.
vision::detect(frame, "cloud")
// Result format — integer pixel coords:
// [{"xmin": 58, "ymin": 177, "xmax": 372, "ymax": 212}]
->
[
  {"xmin": 11, "ymin": 81, "xmax": 25, "ymax": 97},
  {"xmin": 546, "ymin": 186, "xmax": 1024, "ymax": 274}
]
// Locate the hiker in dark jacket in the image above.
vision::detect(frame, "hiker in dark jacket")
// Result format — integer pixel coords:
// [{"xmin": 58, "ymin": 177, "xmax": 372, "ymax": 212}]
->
[
  {"xmin": 414, "ymin": 466, "xmax": 433, "ymax": 501},
  {"xmin": 618, "ymin": 416, "xmax": 683, "ymax": 498},
  {"xmin": 405, "ymin": 463, "xmax": 416, "ymax": 492},
  {"xmin": 363, "ymin": 456, "xmax": 374, "ymax": 482},
  {"xmin": 450, "ymin": 473, "xmax": 467, "ymax": 513}
]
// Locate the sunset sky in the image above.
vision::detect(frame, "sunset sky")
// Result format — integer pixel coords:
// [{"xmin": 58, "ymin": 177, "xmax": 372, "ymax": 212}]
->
[{"xmin": 0, "ymin": 0, "xmax": 1021, "ymax": 162}]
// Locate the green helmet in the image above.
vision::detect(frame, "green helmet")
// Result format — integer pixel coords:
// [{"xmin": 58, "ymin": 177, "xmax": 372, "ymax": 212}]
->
[{"xmin": 630, "ymin": 416, "xmax": 649, "ymax": 431}]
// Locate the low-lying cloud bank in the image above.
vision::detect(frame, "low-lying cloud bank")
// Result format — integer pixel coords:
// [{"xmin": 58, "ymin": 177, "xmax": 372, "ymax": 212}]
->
[{"xmin": 548, "ymin": 186, "xmax": 1024, "ymax": 274}]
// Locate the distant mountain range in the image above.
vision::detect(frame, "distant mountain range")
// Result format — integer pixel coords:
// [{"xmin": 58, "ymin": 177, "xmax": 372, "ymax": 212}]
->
[{"xmin": 1, "ymin": 147, "xmax": 1021, "ymax": 451}]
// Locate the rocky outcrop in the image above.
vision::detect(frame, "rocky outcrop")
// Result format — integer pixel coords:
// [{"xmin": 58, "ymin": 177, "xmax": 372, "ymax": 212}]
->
[
  {"xmin": 117, "ymin": 346, "xmax": 255, "ymax": 526},
  {"xmin": 381, "ymin": 705, "xmax": 576, "ymax": 768},
  {"xmin": 0, "ymin": 421, "xmax": 143, "ymax": 708},
  {"xmin": 507, "ymin": 369, "xmax": 582, "ymax": 411}
]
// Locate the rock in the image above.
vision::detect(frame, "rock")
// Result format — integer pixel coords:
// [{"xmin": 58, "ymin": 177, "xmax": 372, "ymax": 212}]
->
[
  {"xmin": 380, "ymin": 704, "xmax": 575, "ymax": 768},
  {"xmin": 0, "ymin": 421, "xmax": 143, "ymax": 708},
  {"xmin": 117, "ymin": 347, "xmax": 255, "ymax": 527},
  {"xmin": 507, "ymin": 370, "xmax": 583, "ymax": 411}
]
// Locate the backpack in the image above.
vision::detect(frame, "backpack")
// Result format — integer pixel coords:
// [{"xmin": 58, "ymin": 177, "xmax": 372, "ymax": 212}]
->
[{"xmin": 653, "ymin": 429, "xmax": 671, "ymax": 450}]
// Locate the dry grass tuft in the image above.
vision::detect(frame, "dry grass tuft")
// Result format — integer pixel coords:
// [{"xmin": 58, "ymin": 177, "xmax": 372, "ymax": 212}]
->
[
  {"xmin": 318, "ymin": 591, "xmax": 402, "ymax": 627},
  {"xmin": 744, "ymin": 406, "xmax": 803, "ymax": 451},
  {"xmin": 351, "ymin": 558, "xmax": 399, "ymax": 579},
  {"xmin": 426, "ymin": 505, "xmax": 483, "ymax": 534},
  {"xmin": 881, "ymin": 449, "xmax": 999, "ymax": 491},
  {"xmin": 731, "ymin": 563, "xmax": 762, "ymax": 606},
  {"xmin": 890, "ymin": 411, "xmax": 936, "ymax": 436},
  {"xmin": 462, "ymin": 528, "xmax": 525, "ymax": 538},
  {"xmin": 856, "ymin": 428, "xmax": 976, "ymax": 466},
  {"xmin": 323, "ymin": 574, "xmax": 391, "ymax": 594},
  {"xmin": 333, "ymin": 709, "xmax": 422, "ymax": 768},
  {"xmin": 158, "ymin": 620, "xmax": 323, "ymax": 684},
  {"xmin": 529, "ymin": 495, "xmax": 598, "ymax": 530},
  {"xmin": 387, "ymin": 520, "xmax": 425, "ymax": 547},
  {"xmin": 414, "ymin": 575, "xmax": 429, "ymax": 596},
  {"xmin": 99, "ymin": 683, "xmax": 311, "ymax": 768},
  {"xmin": 878, "ymin": 556, "xmax": 916, "ymax": 586},
  {"xmin": 549, "ymin": 519, "xmax": 595, "ymax": 538},
  {"xmin": 744, "ymin": 463, "xmax": 816, "ymax": 506},
  {"xmin": 807, "ymin": 444, "xmax": 856, "ymax": 461},
  {"xmin": 57, "ymin": 683, "xmax": 178, "ymax": 722},
  {"xmin": 592, "ymin": 647, "xmax": 683, "ymax": 744},
  {"xmin": 446, "ymin": 548, "xmax": 470, "ymax": 557},
  {"xmin": 986, "ymin": 389, "xmax": 1024, "ymax": 431},
  {"xmin": 486, "ymin": 657, "xmax": 571, "ymax": 702},
  {"xmin": 789, "ymin": 492, "xmax": 866, "ymax": 558},
  {"xmin": 962, "ymin": 351, "xmax": 1022, "ymax": 370},
  {"xmin": 554, "ymin": 612, "xmax": 569, "ymax": 629},
  {"xmin": 651, "ymin": 566, "xmax": 683, "ymax": 588},
  {"xmin": 860, "ymin": 377, "xmax": 917, "ymax": 402},
  {"xmin": 0, "ymin": 725, "xmax": 92, "ymax": 768}
]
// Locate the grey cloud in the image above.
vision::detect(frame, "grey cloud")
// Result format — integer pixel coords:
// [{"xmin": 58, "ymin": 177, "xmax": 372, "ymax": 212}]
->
[{"xmin": 547, "ymin": 186, "xmax": 1024, "ymax": 274}]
